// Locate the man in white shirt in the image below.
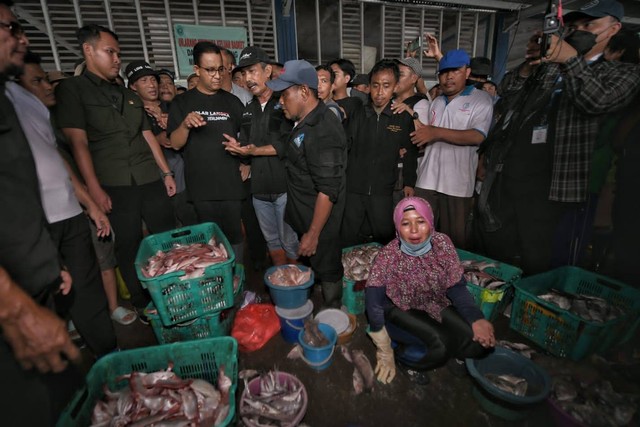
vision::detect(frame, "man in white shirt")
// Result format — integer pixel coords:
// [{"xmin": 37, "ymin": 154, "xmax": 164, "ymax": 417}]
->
[{"xmin": 411, "ymin": 49, "xmax": 493, "ymax": 248}]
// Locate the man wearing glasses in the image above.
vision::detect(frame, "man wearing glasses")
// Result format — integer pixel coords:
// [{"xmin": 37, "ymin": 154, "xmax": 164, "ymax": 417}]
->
[{"xmin": 167, "ymin": 41, "xmax": 246, "ymax": 261}]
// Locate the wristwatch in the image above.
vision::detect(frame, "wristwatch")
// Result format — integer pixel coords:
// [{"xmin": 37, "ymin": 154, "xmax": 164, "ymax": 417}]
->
[
  {"xmin": 161, "ymin": 171, "xmax": 175, "ymax": 178},
  {"xmin": 412, "ymin": 111, "xmax": 419, "ymax": 120}
]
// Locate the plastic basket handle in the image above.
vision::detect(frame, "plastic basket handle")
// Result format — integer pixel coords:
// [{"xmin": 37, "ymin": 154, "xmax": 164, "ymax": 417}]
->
[
  {"xmin": 61, "ymin": 386, "xmax": 89, "ymax": 422},
  {"xmin": 595, "ymin": 277, "xmax": 622, "ymax": 292},
  {"xmin": 170, "ymin": 228, "xmax": 193, "ymax": 238},
  {"xmin": 300, "ymin": 345, "xmax": 336, "ymax": 368}
]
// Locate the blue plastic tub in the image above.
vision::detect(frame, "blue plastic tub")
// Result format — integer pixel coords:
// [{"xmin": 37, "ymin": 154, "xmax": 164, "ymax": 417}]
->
[
  {"xmin": 264, "ymin": 265, "xmax": 314, "ymax": 309},
  {"xmin": 297, "ymin": 323, "xmax": 337, "ymax": 371},
  {"xmin": 466, "ymin": 347, "xmax": 551, "ymax": 420},
  {"xmin": 275, "ymin": 300, "xmax": 314, "ymax": 343}
]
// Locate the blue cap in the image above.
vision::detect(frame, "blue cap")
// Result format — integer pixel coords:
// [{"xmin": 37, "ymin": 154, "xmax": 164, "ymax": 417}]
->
[
  {"xmin": 438, "ymin": 49, "xmax": 471, "ymax": 73},
  {"xmin": 266, "ymin": 60, "xmax": 318, "ymax": 91}
]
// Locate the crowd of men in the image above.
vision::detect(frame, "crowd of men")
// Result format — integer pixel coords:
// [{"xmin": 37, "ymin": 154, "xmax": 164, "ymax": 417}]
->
[{"xmin": 1, "ymin": 0, "xmax": 640, "ymax": 423}]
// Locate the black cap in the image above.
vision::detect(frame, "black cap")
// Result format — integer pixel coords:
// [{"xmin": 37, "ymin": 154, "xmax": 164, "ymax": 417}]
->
[
  {"xmin": 565, "ymin": 0, "xmax": 624, "ymax": 22},
  {"xmin": 470, "ymin": 57, "xmax": 492, "ymax": 76},
  {"xmin": 351, "ymin": 73, "xmax": 369, "ymax": 86},
  {"xmin": 237, "ymin": 46, "xmax": 271, "ymax": 69},
  {"xmin": 157, "ymin": 68, "xmax": 175, "ymax": 81},
  {"xmin": 125, "ymin": 60, "xmax": 157, "ymax": 86}
]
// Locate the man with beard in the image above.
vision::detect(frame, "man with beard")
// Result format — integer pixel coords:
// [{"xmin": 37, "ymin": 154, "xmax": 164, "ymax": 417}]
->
[
  {"xmin": 0, "ymin": 1, "xmax": 82, "ymax": 422},
  {"xmin": 223, "ymin": 46, "xmax": 299, "ymax": 266}
]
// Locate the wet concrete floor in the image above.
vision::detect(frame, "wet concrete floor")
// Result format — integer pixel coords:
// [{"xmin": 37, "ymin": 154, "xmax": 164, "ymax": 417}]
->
[{"xmin": 106, "ymin": 261, "xmax": 640, "ymax": 427}]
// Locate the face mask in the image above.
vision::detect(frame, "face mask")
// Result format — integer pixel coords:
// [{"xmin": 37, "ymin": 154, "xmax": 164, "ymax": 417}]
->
[
  {"xmin": 400, "ymin": 234, "xmax": 433, "ymax": 257},
  {"xmin": 564, "ymin": 30, "xmax": 597, "ymax": 55}
]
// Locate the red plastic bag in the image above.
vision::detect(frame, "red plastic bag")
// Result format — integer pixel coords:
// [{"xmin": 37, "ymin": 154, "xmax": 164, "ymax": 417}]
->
[{"xmin": 231, "ymin": 303, "xmax": 281, "ymax": 352}]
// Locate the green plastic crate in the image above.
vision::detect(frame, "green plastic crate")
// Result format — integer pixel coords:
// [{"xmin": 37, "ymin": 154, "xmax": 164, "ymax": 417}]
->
[
  {"xmin": 57, "ymin": 337, "xmax": 238, "ymax": 427},
  {"xmin": 148, "ymin": 265, "xmax": 245, "ymax": 344},
  {"xmin": 457, "ymin": 249, "xmax": 522, "ymax": 321},
  {"xmin": 510, "ymin": 266, "xmax": 640, "ymax": 361},
  {"xmin": 135, "ymin": 222, "xmax": 236, "ymax": 326},
  {"xmin": 341, "ymin": 243, "xmax": 383, "ymax": 315}
]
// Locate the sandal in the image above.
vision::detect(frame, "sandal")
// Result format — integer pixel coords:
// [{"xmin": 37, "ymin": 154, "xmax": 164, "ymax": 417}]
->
[{"xmin": 111, "ymin": 306, "xmax": 137, "ymax": 326}]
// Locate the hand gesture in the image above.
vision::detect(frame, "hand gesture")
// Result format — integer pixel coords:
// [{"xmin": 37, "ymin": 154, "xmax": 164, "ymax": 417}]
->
[{"xmin": 182, "ymin": 112, "xmax": 206, "ymax": 130}]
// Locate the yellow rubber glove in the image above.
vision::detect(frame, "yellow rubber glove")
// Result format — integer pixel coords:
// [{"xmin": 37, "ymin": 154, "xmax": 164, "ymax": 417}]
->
[{"xmin": 367, "ymin": 327, "xmax": 396, "ymax": 384}]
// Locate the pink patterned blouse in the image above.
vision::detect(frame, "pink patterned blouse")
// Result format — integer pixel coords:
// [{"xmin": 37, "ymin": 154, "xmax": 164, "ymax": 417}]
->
[{"xmin": 366, "ymin": 232, "xmax": 463, "ymax": 322}]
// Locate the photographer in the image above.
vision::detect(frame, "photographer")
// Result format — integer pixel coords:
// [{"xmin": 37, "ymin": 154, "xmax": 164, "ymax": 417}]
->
[{"xmin": 477, "ymin": 0, "xmax": 640, "ymax": 275}]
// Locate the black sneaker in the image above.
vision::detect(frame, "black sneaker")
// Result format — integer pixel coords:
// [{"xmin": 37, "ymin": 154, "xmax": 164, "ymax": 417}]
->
[
  {"xmin": 398, "ymin": 364, "xmax": 430, "ymax": 386},
  {"xmin": 446, "ymin": 358, "xmax": 468, "ymax": 378}
]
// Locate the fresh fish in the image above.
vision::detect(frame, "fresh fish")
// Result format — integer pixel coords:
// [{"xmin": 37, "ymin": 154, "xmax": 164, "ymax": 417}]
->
[
  {"xmin": 340, "ymin": 346, "xmax": 375, "ymax": 394},
  {"xmin": 461, "ymin": 259, "xmax": 507, "ymax": 290},
  {"xmin": 342, "ymin": 245, "xmax": 381, "ymax": 281},
  {"xmin": 301, "ymin": 318, "xmax": 329, "ymax": 347},
  {"xmin": 484, "ymin": 373, "xmax": 528, "ymax": 396},
  {"xmin": 141, "ymin": 238, "xmax": 229, "ymax": 279},
  {"xmin": 286, "ymin": 344, "xmax": 303, "ymax": 360},
  {"xmin": 90, "ymin": 363, "xmax": 230, "ymax": 426},
  {"xmin": 551, "ymin": 377, "xmax": 638, "ymax": 427},
  {"xmin": 268, "ymin": 265, "xmax": 312, "ymax": 287},
  {"xmin": 496, "ymin": 340, "xmax": 537, "ymax": 359},
  {"xmin": 538, "ymin": 289, "xmax": 627, "ymax": 323},
  {"xmin": 240, "ymin": 370, "xmax": 305, "ymax": 426}
]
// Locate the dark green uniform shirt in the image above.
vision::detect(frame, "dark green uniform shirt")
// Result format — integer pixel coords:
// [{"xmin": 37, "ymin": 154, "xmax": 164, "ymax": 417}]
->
[{"xmin": 54, "ymin": 71, "xmax": 158, "ymax": 187}]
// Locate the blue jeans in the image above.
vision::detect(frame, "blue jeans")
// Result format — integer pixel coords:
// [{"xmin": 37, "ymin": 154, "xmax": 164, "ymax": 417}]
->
[{"xmin": 253, "ymin": 194, "xmax": 299, "ymax": 259}]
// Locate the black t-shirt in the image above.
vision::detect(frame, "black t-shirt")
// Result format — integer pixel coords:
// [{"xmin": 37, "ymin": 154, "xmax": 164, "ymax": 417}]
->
[{"xmin": 167, "ymin": 89, "xmax": 244, "ymax": 201}]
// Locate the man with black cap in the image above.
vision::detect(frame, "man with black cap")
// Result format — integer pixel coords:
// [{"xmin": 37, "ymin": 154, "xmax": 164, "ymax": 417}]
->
[
  {"xmin": 126, "ymin": 61, "xmax": 197, "ymax": 228},
  {"xmin": 350, "ymin": 73, "xmax": 369, "ymax": 105},
  {"xmin": 478, "ymin": 0, "xmax": 640, "ymax": 274},
  {"xmin": 411, "ymin": 49, "xmax": 493, "ymax": 250},
  {"xmin": 469, "ymin": 57, "xmax": 492, "ymax": 83},
  {"xmin": 55, "ymin": 25, "xmax": 177, "ymax": 321},
  {"xmin": 226, "ymin": 59, "xmax": 347, "ymax": 307},
  {"xmin": 223, "ymin": 46, "xmax": 299, "ymax": 266}
]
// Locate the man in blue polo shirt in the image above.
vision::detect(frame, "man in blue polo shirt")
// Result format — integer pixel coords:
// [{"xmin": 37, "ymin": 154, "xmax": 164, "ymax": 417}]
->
[{"xmin": 411, "ymin": 49, "xmax": 493, "ymax": 249}]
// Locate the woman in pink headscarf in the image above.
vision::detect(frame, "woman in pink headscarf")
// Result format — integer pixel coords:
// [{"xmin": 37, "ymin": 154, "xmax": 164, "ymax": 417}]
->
[{"xmin": 366, "ymin": 197, "xmax": 495, "ymax": 385}]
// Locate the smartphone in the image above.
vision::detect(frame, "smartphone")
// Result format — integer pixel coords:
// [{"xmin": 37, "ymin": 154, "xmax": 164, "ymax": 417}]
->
[{"xmin": 407, "ymin": 36, "xmax": 422, "ymax": 55}]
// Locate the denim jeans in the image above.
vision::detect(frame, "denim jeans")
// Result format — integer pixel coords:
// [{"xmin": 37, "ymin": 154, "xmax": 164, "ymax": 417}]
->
[{"xmin": 252, "ymin": 194, "xmax": 299, "ymax": 259}]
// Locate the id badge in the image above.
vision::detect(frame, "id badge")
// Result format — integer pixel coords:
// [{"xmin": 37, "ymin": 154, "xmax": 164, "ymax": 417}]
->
[{"xmin": 531, "ymin": 125, "xmax": 548, "ymax": 144}]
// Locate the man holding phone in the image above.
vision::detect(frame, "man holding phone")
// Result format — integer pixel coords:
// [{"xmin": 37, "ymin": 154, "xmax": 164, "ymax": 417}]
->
[{"xmin": 477, "ymin": 0, "xmax": 640, "ymax": 274}]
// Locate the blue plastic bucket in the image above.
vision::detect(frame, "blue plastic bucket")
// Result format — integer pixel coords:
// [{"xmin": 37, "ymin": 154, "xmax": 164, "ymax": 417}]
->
[
  {"xmin": 297, "ymin": 323, "xmax": 337, "ymax": 371},
  {"xmin": 275, "ymin": 300, "xmax": 314, "ymax": 343},
  {"xmin": 466, "ymin": 347, "xmax": 551, "ymax": 420},
  {"xmin": 264, "ymin": 265, "xmax": 314, "ymax": 309}
]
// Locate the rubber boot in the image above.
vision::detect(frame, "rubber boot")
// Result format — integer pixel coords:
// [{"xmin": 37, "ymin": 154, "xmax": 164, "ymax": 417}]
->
[
  {"xmin": 232, "ymin": 243, "xmax": 244, "ymax": 264},
  {"xmin": 269, "ymin": 249, "xmax": 287, "ymax": 266},
  {"xmin": 321, "ymin": 280, "xmax": 343, "ymax": 308}
]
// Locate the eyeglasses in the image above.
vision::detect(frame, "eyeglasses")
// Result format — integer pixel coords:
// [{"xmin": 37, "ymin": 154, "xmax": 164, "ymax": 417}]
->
[
  {"xmin": 197, "ymin": 65, "xmax": 225, "ymax": 76},
  {"xmin": 0, "ymin": 21, "xmax": 25, "ymax": 38}
]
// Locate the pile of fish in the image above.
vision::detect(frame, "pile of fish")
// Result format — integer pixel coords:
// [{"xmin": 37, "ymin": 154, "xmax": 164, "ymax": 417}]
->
[
  {"xmin": 340, "ymin": 346, "xmax": 375, "ymax": 395},
  {"xmin": 551, "ymin": 376, "xmax": 638, "ymax": 426},
  {"xmin": 301, "ymin": 319, "xmax": 329, "ymax": 347},
  {"xmin": 484, "ymin": 373, "xmax": 528, "ymax": 397},
  {"xmin": 141, "ymin": 237, "xmax": 229, "ymax": 280},
  {"xmin": 497, "ymin": 340, "xmax": 537, "ymax": 359},
  {"xmin": 460, "ymin": 259, "xmax": 507, "ymax": 290},
  {"xmin": 239, "ymin": 370, "xmax": 306, "ymax": 426},
  {"xmin": 90, "ymin": 363, "xmax": 232, "ymax": 426},
  {"xmin": 537, "ymin": 289, "xmax": 626, "ymax": 323},
  {"xmin": 267, "ymin": 265, "xmax": 312, "ymax": 287},
  {"xmin": 342, "ymin": 245, "xmax": 380, "ymax": 282}
]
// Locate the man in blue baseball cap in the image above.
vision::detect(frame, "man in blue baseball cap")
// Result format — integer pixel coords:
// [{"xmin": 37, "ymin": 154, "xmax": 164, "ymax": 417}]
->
[
  {"xmin": 411, "ymin": 49, "xmax": 494, "ymax": 249},
  {"xmin": 225, "ymin": 59, "xmax": 348, "ymax": 307}
]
